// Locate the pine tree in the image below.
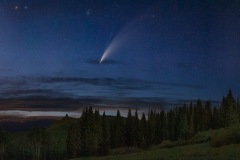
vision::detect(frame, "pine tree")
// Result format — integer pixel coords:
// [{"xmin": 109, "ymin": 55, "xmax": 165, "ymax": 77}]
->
[
  {"xmin": 79, "ymin": 107, "xmax": 100, "ymax": 156},
  {"xmin": 212, "ymin": 106, "xmax": 220, "ymax": 129},
  {"xmin": 202, "ymin": 100, "xmax": 212, "ymax": 130},
  {"xmin": 99, "ymin": 112, "xmax": 110, "ymax": 155},
  {"xmin": 133, "ymin": 109, "xmax": 140, "ymax": 147},
  {"xmin": 67, "ymin": 123, "xmax": 81, "ymax": 158},
  {"xmin": 153, "ymin": 113, "xmax": 160, "ymax": 144},
  {"xmin": 167, "ymin": 109, "xmax": 176, "ymax": 141},
  {"xmin": 237, "ymin": 98, "xmax": 240, "ymax": 123},
  {"xmin": 190, "ymin": 106, "xmax": 195, "ymax": 134},
  {"xmin": 110, "ymin": 110, "xmax": 124, "ymax": 148},
  {"xmin": 148, "ymin": 109, "xmax": 156, "ymax": 144},
  {"xmin": 227, "ymin": 90, "xmax": 239, "ymax": 125},
  {"xmin": 220, "ymin": 89, "xmax": 237, "ymax": 127},
  {"xmin": 140, "ymin": 113, "xmax": 149, "ymax": 149},
  {"xmin": 178, "ymin": 109, "xmax": 189, "ymax": 139},
  {"xmin": 196, "ymin": 99, "xmax": 203, "ymax": 131},
  {"xmin": 160, "ymin": 110, "xmax": 168, "ymax": 140},
  {"xmin": 125, "ymin": 109, "xmax": 134, "ymax": 147}
]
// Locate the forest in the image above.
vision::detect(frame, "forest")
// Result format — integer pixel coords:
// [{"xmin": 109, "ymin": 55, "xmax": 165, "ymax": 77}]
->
[{"xmin": 0, "ymin": 89, "xmax": 240, "ymax": 160}]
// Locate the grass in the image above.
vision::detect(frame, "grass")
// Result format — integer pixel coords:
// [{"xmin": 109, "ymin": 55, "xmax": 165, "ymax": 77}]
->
[{"xmin": 71, "ymin": 142, "xmax": 240, "ymax": 160}]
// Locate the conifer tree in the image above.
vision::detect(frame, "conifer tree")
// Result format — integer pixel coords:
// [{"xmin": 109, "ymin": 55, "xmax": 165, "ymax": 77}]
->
[
  {"xmin": 125, "ymin": 109, "xmax": 134, "ymax": 147},
  {"xmin": 178, "ymin": 109, "xmax": 189, "ymax": 139},
  {"xmin": 220, "ymin": 89, "xmax": 237, "ymax": 127},
  {"xmin": 196, "ymin": 99, "xmax": 203, "ymax": 131},
  {"xmin": 99, "ymin": 112, "xmax": 110, "ymax": 155},
  {"xmin": 154, "ymin": 112, "xmax": 162, "ymax": 144},
  {"xmin": 237, "ymin": 98, "xmax": 240, "ymax": 122},
  {"xmin": 79, "ymin": 107, "xmax": 99, "ymax": 156},
  {"xmin": 189, "ymin": 105, "xmax": 198, "ymax": 135},
  {"xmin": 133, "ymin": 109, "xmax": 140, "ymax": 147},
  {"xmin": 111, "ymin": 110, "xmax": 124, "ymax": 148},
  {"xmin": 167, "ymin": 109, "xmax": 176, "ymax": 141},
  {"xmin": 148, "ymin": 109, "xmax": 156, "ymax": 144},
  {"xmin": 140, "ymin": 113, "xmax": 149, "ymax": 149},
  {"xmin": 212, "ymin": 106, "xmax": 220, "ymax": 129},
  {"xmin": 67, "ymin": 123, "xmax": 81, "ymax": 158},
  {"xmin": 202, "ymin": 100, "xmax": 212, "ymax": 130},
  {"xmin": 160, "ymin": 110, "xmax": 168, "ymax": 140}
]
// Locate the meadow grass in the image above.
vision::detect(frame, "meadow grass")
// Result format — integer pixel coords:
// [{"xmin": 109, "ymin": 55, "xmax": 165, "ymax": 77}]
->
[{"xmin": 71, "ymin": 142, "xmax": 240, "ymax": 160}]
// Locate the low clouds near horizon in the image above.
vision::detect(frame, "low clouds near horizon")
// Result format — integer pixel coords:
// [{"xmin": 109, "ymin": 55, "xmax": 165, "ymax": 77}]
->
[{"xmin": 0, "ymin": 76, "xmax": 207, "ymax": 112}]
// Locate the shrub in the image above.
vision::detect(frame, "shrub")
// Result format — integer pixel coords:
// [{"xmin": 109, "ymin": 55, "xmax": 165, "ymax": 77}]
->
[
  {"xmin": 190, "ymin": 130, "xmax": 211, "ymax": 144},
  {"xmin": 211, "ymin": 124, "xmax": 240, "ymax": 147},
  {"xmin": 109, "ymin": 147, "xmax": 142, "ymax": 155},
  {"xmin": 159, "ymin": 140, "xmax": 177, "ymax": 148},
  {"xmin": 160, "ymin": 131, "xmax": 212, "ymax": 149}
]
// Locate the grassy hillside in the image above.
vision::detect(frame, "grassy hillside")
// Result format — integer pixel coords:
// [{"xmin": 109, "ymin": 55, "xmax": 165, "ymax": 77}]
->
[
  {"xmin": 70, "ymin": 124, "xmax": 240, "ymax": 160},
  {"xmin": 4, "ymin": 116, "xmax": 240, "ymax": 160},
  {"xmin": 71, "ymin": 142, "xmax": 240, "ymax": 160}
]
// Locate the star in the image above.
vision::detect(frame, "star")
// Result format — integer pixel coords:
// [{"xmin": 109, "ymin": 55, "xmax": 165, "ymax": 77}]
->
[
  {"xmin": 24, "ymin": 5, "xmax": 28, "ymax": 10},
  {"xmin": 86, "ymin": 9, "xmax": 91, "ymax": 16},
  {"xmin": 14, "ymin": 5, "xmax": 19, "ymax": 10}
]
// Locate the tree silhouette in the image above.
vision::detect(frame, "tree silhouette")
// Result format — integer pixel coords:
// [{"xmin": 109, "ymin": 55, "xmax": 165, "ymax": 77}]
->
[
  {"xmin": 29, "ymin": 127, "xmax": 46, "ymax": 160},
  {"xmin": 140, "ymin": 113, "xmax": 149, "ymax": 149},
  {"xmin": 111, "ymin": 110, "xmax": 124, "ymax": 148},
  {"xmin": 133, "ymin": 109, "xmax": 141, "ymax": 147},
  {"xmin": 99, "ymin": 111, "xmax": 110, "ymax": 155},
  {"xmin": 220, "ymin": 89, "xmax": 237, "ymax": 127},
  {"xmin": 67, "ymin": 123, "xmax": 81, "ymax": 158},
  {"xmin": 0, "ymin": 130, "xmax": 7, "ymax": 160},
  {"xmin": 202, "ymin": 100, "xmax": 212, "ymax": 130},
  {"xmin": 125, "ymin": 109, "xmax": 134, "ymax": 147}
]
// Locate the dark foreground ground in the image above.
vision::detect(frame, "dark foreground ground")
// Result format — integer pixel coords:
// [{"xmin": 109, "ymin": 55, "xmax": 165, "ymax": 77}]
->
[{"xmin": 71, "ymin": 142, "xmax": 240, "ymax": 160}]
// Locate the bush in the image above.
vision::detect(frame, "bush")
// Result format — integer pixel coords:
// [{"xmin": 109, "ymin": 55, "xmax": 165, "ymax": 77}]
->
[
  {"xmin": 109, "ymin": 147, "xmax": 142, "ymax": 155},
  {"xmin": 211, "ymin": 124, "xmax": 240, "ymax": 148},
  {"xmin": 159, "ymin": 131, "xmax": 212, "ymax": 149},
  {"xmin": 159, "ymin": 140, "xmax": 177, "ymax": 148},
  {"xmin": 190, "ymin": 130, "xmax": 211, "ymax": 144}
]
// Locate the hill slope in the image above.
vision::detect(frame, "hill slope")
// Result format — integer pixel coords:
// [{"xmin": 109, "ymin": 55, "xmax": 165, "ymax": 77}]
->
[{"xmin": 71, "ymin": 142, "xmax": 240, "ymax": 160}]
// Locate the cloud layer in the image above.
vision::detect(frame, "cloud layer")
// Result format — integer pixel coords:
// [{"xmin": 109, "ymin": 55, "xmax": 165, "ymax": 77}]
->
[{"xmin": 0, "ymin": 76, "xmax": 207, "ymax": 113}]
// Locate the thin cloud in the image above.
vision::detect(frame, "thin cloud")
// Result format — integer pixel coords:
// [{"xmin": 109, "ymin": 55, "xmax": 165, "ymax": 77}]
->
[{"xmin": 0, "ymin": 76, "xmax": 206, "ymax": 112}]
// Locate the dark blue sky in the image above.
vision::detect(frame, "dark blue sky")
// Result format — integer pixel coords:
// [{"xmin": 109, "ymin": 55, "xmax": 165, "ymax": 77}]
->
[{"xmin": 0, "ymin": 0, "xmax": 240, "ymax": 116}]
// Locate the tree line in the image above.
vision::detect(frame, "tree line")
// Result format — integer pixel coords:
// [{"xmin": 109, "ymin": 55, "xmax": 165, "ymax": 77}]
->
[
  {"xmin": 67, "ymin": 89, "xmax": 240, "ymax": 158},
  {"xmin": 0, "ymin": 89, "xmax": 239, "ymax": 159}
]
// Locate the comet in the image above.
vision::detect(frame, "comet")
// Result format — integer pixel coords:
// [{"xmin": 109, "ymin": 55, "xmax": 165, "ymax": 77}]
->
[
  {"xmin": 99, "ymin": 30, "xmax": 128, "ymax": 63},
  {"xmin": 99, "ymin": 39, "xmax": 121, "ymax": 63},
  {"xmin": 99, "ymin": 16, "xmax": 146, "ymax": 64}
]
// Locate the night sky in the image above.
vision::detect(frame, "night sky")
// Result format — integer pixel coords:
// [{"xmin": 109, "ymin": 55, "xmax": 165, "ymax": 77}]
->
[{"xmin": 0, "ymin": 0, "xmax": 240, "ymax": 118}]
